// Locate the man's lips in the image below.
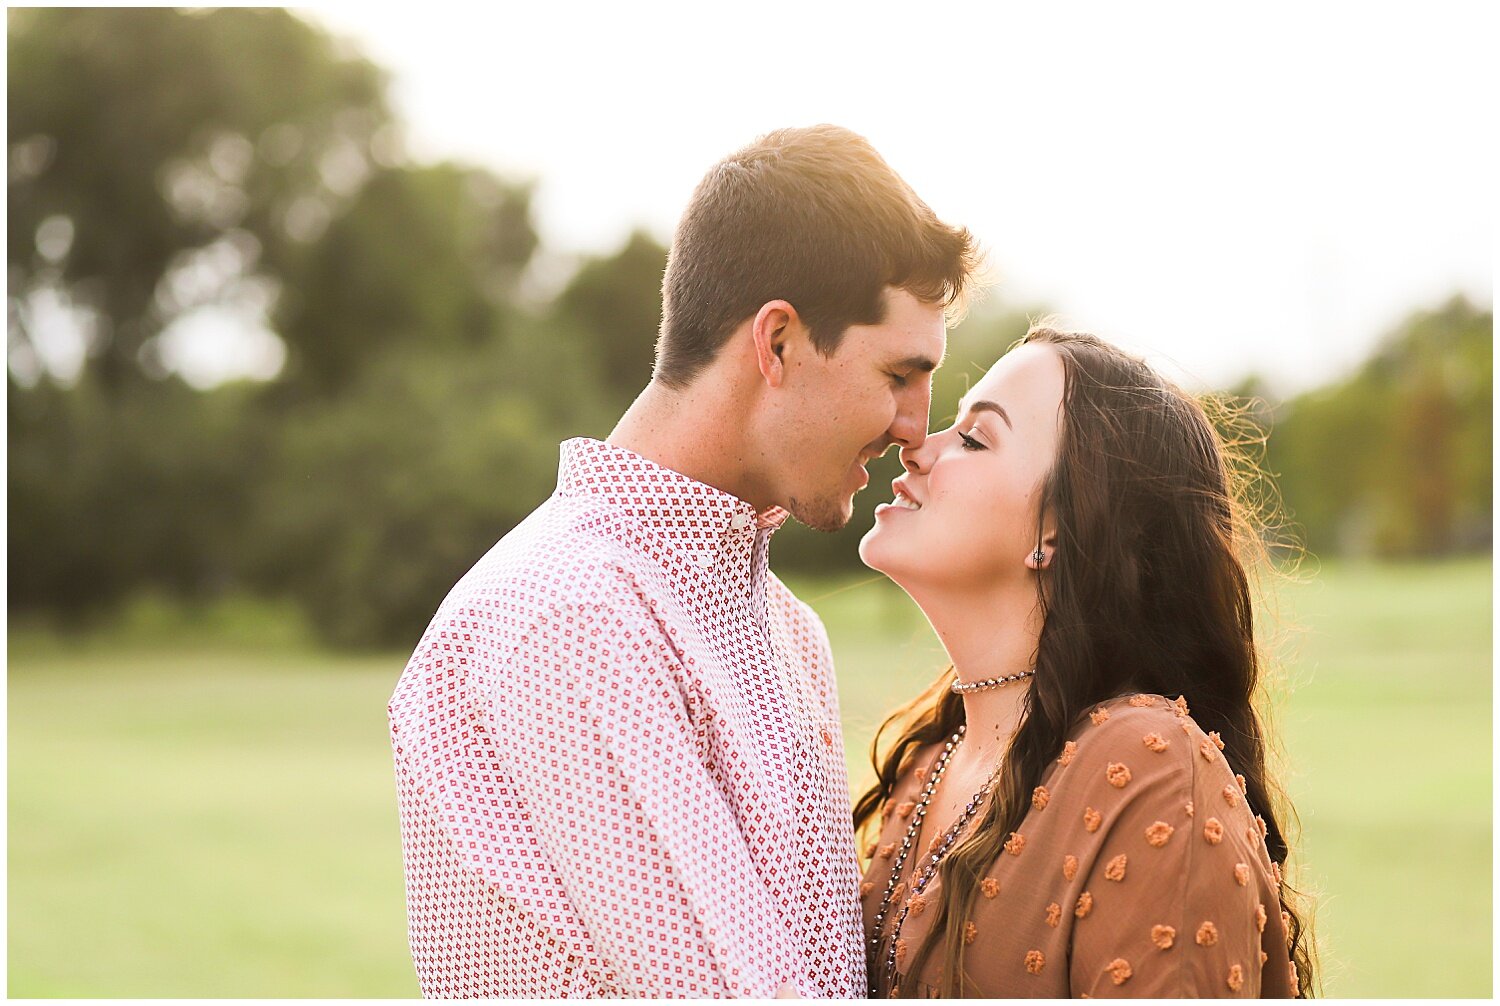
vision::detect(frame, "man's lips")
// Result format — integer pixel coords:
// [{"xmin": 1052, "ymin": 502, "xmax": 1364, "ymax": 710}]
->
[
  {"xmin": 852, "ymin": 443, "xmax": 894, "ymax": 488},
  {"xmin": 852, "ymin": 454, "xmax": 878, "ymax": 489}
]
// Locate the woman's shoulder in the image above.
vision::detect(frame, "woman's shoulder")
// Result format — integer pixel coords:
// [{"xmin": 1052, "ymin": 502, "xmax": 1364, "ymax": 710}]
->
[
  {"xmin": 1052, "ymin": 693, "xmax": 1257, "ymax": 829},
  {"xmin": 1051, "ymin": 692, "xmax": 1232, "ymax": 794},
  {"xmin": 1063, "ymin": 692, "xmax": 1197, "ymax": 756}
]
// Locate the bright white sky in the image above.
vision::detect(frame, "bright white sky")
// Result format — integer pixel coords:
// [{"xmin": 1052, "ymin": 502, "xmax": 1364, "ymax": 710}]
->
[{"xmin": 283, "ymin": 4, "xmax": 1489, "ymax": 394}]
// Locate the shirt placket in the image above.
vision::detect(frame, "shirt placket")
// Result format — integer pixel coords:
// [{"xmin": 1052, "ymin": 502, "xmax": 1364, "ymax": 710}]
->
[{"xmin": 561, "ymin": 440, "xmax": 856, "ymax": 992}]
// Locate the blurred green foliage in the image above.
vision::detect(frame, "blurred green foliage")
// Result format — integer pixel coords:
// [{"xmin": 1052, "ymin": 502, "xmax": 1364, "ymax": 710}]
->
[
  {"xmin": 1260, "ymin": 295, "xmax": 1492, "ymax": 557},
  {"xmin": 551, "ymin": 229, "xmax": 669, "ymax": 413},
  {"xmin": 8, "ymin": 377, "xmax": 270, "ymax": 614},
  {"xmin": 8, "ymin": 7, "xmax": 391, "ymax": 393},
  {"xmin": 274, "ymin": 163, "xmax": 539, "ymax": 395},
  {"xmin": 246, "ymin": 325, "xmax": 615, "ymax": 648},
  {"xmin": 6, "ymin": 9, "xmax": 1492, "ymax": 648}
]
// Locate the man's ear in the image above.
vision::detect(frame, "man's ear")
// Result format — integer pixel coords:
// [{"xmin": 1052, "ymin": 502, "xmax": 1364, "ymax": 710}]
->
[{"xmin": 751, "ymin": 300, "xmax": 799, "ymax": 388}]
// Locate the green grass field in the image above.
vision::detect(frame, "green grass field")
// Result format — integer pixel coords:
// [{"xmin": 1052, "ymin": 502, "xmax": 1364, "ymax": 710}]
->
[{"xmin": 8, "ymin": 559, "xmax": 1491, "ymax": 997}]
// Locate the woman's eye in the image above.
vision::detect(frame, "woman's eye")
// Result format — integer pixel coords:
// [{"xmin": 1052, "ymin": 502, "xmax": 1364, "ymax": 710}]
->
[{"xmin": 958, "ymin": 431, "xmax": 984, "ymax": 451}]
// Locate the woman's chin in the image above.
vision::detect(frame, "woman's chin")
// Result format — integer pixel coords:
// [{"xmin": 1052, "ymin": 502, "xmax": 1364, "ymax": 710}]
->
[
  {"xmin": 857, "ymin": 520, "xmax": 887, "ymax": 564},
  {"xmin": 858, "ymin": 528, "xmax": 904, "ymax": 579}
]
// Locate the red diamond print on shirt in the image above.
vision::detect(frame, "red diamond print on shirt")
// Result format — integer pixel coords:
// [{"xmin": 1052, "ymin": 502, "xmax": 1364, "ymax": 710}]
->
[{"xmin": 390, "ymin": 437, "xmax": 864, "ymax": 997}]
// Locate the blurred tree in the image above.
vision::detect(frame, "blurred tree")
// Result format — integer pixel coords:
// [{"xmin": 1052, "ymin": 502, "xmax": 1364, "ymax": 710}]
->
[
  {"xmin": 1265, "ymin": 295, "xmax": 1491, "ymax": 557},
  {"xmin": 550, "ymin": 229, "xmax": 667, "ymax": 411},
  {"xmin": 9, "ymin": 9, "xmax": 1489, "ymax": 650},
  {"xmin": 8, "ymin": 7, "xmax": 388, "ymax": 393},
  {"xmin": 251, "ymin": 317, "xmax": 616, "ymax": 648},
  {"xmin": 273, "ymin": 163, "xmax": 538, "ymax": 395},
  {"xmin": 8, "ymin": 9, "xmax": 545, "ymax": 629},
  {"xmin": 8, "ymin": 373, "xmax": 269, "ymax": 616}
]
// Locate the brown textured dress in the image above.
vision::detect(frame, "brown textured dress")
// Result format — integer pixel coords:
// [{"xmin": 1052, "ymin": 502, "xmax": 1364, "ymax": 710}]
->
[{"xmin": 860, "ymin": 693, "xmax": 1297, "ymax": 997}]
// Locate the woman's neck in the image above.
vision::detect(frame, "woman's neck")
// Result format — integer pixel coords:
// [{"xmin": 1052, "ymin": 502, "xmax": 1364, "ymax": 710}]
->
[{"xmin": 911, "ymin": 577, "xmax": 1045, "ymax": 765}]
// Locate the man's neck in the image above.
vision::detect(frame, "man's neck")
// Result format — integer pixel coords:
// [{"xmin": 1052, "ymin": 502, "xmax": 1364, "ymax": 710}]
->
[{"xmin": 608, "ymin": 379, "xmax": 775, "ymax": 511}]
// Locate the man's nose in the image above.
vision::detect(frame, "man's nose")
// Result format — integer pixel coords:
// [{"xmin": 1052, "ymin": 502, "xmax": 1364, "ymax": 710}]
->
[
  {"xmin": 890, "ymin": 385, "xmax": 931, "ymax": 451},
  {"xmin": 899, "ymin": 434, "xmax": 936, "ymax": 475},
  {"xmin": 896, "ymin": 385, "xmax": 938, "ymax": 473}
]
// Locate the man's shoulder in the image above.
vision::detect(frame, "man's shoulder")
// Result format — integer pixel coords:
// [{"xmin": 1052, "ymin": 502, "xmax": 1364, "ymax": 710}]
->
[
  {"xmin": 427, "ymin": 493, "xmax": 682, "ymax": 641},
  {"xmin": 394, "ymin": 499, "xmax": 669, "ymax": 702}
]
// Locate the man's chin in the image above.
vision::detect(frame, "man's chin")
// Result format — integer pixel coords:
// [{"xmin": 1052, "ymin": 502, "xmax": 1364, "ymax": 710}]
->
[{"xmin": 786, "ymin": 493, "xmax": 854, "ymax": 534}]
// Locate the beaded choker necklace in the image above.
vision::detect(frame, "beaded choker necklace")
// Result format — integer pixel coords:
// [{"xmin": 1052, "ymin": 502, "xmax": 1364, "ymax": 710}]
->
[
  {"xmin": 866, "ymin": 725, "xmax": 996, "ymax": 996},
  {"xmin": 950, "ymin": 667, "xmax": 1036, "ymax": 695}
]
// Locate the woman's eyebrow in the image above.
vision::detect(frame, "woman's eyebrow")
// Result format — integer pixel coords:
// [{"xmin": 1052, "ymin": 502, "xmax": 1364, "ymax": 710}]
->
[{"xmin": 957, "ymin": 398, "xmax": 1012, "ymax": 430}]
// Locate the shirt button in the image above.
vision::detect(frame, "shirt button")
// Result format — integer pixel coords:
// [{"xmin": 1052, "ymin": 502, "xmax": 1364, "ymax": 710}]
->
[
  {"xmin": 694, "ymin": 553, "xmax": 716, "ymax": 569},
  {"xmin": 729, "ymin": 513, "xmax": 752, "ymax": 531}
]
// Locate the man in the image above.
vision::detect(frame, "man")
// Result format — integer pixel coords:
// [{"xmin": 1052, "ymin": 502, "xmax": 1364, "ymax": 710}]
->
[{"xmin": 389, "ymin": 124, "xmax": 978, "ymax": 997}]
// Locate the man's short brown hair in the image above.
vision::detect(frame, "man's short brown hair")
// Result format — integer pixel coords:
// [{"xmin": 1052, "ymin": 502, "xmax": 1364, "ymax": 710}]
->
[{"xmin": 654, "ymin": 124, "xmax": 981, "ymax": 388}]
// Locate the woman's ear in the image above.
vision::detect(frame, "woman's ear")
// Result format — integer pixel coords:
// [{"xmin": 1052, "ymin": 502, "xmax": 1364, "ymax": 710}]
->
[{"xmin": 1025, "ymin": 518, "xmax": 1060, "ymax": 570}]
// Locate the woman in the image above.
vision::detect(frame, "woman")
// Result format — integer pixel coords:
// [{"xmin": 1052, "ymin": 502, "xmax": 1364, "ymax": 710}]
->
[{"xmin": 855, "ymin": 327, "xmax": 1316, "ymax": 997}]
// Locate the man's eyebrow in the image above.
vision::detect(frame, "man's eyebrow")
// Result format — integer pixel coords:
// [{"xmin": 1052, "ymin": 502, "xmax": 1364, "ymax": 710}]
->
[
  {"xmin": 957, "ymin": 398, "xmax": 1013, "ymax": 430},
  {"xmin": 890, "ymin": 353, "xmax": 943, "ymax": 373}
]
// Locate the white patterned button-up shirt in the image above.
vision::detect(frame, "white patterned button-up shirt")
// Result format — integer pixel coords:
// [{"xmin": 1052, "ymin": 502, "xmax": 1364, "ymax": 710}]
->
[{"xmin": 389, "ymin": 437, "xmax": 865, "ymax": 998}]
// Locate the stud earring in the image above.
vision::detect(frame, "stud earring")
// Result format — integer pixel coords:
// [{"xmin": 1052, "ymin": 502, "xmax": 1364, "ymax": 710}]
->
[{"xmin": 1031, "ymin": 547, "xmax": 1046, "ymax": 567}]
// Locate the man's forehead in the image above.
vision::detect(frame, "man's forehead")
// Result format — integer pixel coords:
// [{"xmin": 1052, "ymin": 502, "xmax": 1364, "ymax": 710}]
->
[
  {"xmin": 843, "ymin": 290, "xmax": 946, "ymax": 365},
  {"xmin": 886, "ymin": 316, "xmax": 948, "ymax": 370}
]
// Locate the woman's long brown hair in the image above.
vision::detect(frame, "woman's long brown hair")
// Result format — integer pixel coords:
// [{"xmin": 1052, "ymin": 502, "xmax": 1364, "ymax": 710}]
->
[{"xmin": 852, "ymin": 328, "xmax": 1318, "ymax": 996}]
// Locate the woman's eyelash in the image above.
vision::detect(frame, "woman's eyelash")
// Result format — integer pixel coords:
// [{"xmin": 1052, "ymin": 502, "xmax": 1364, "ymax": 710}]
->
[{"xmin": 958, "ymin": 430, "xmax": 984, "ymax": 451}]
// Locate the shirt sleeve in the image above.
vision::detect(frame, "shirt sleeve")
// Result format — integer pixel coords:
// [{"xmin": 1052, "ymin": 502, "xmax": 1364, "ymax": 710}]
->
[
  {"xmin": 483, "ymin": 575, "xmax": 804, "ymax": 998},
  {"xmin": 1068, "ymin": 716, "xmax": 1275, "ymax": 997}
]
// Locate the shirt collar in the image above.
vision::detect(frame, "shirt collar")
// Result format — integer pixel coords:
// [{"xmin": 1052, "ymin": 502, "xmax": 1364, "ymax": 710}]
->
[{"xmin": 556, "ymin": 438, "xmax": 789, "ymax": 558}]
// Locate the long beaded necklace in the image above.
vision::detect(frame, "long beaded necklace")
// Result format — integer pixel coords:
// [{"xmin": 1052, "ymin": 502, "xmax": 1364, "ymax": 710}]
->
[{"xmin": 866, "ymin": 725, "xmax": 996, "ymax": 997}]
